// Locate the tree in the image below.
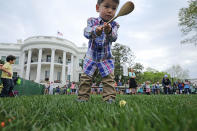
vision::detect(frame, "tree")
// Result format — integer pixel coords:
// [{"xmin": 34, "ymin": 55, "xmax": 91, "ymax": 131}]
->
[
  {"xmin": 112, "ymin": 43, "xmax": 135, "ymax": 82},
  {"xmin": 133, "ymin": 63, "xmax": 144, "ymax": 74},
  {"xmin": 140, "ymin": 71, "xmax": 168, "ymax": 84},
  {"xmin": 146, "ymin": 67, "xmax": 158, "ymax": 73},
  {"xmin": 135, "ymin": 65, "xmax": 168, "ymax": 84},
  {"xmin": 132, "ymin": 63, "xmax": 144, "ymax": 83},
  {"xmin": 165, "ymin": 65, "xmax": 189, "ymax": 80},
  {"xmin": 178, "ymin": 0, "xmax": 197, "ymax": 45}
]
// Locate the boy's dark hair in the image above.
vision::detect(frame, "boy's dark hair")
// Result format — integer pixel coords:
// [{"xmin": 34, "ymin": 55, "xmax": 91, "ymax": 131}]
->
[
  {"xmin": 97, "ymin": 0, "xmax": 119, "ymax": 5},
  {"xmin": 6, "ymin": 55, "xmax": 16, "ymax": 62}
]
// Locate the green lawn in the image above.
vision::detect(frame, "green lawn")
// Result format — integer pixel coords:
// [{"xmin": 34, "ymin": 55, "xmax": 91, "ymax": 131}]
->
[{"xmin": 0, "ymin": 95, "xmax": 197, "ymax": 131}]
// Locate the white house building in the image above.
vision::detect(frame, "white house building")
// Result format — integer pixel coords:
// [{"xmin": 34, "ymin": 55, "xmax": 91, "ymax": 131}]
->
[{"xmin": 0, "ymin": 36, "xmax": 87, "ymax": 85}]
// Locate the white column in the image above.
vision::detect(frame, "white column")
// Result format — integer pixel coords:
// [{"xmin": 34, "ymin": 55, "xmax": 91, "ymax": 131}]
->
[
  {"xmin": 70, "ymin": 54, "xmax": 74, "ymax": 82},
  {"xmin": 35, "ymin": 48, "xmax": 42, "ymax": 83},
  {"xmin": 49, "ymin": 49, "xmax": 55, "ymax": 82},
  {"xmin": 20, "ymin": 51, "xmax": 25, "ymax": 78},
  {"xmin": 25, "ymin": 49, "xmax": 32, "ymax": 80},
  {"xmin": 61, "ymin": 51, "xmax": 66, "ymax": 84}
]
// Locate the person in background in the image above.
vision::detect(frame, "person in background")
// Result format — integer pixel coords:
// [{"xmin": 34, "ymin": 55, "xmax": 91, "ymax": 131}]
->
[
  {"xmin": 71, "ymin": 82, "xmax": 76, "ymax": 94},
  {"xmin": 125, "ymin": 80, "xmax": 130, "ymax": 95},
  {"xmin": 145, "ymin": 81, "xmax": 151, "ymax": 95},
  {"xmin": 0, "ymin": 55, "xmax": 16, "ymax": 97},
  {"xmin": 137, "ymin": 84, "xmax": 143, "ymax": 95},
  {"xmin": 178, "ymin": 80, "xmax": 184, "ymax": 94},
  {"xmin": 142, "ymin": 82, "xmax": 146, "ymax": 94},
  {"xmin": 116, "ymin": 80, "xmax": 122, "ymax": 94},
  {"xmin": 172, "ymin": 82, "xmax": 177, "ymax": 94},
  {"xmin": 152, "ymin": 83, "xmax": 156, "ymax": 94},
  {"xmin": 99, "ymin": 82, "xmax": 103, "ymax": 94},
  {"xmin": 91, "ymin": 82, "xmax": 96, "ymax": 94},
  {"xmin": 195, "ymin": 84, "xmax": 197, "ymax": 93},
  {"xmin": 129, "ymin": 68, "xmax": 137, "ymax": 95},
  {"xmin": 162, "ymin": 75, "xmax": 171, "ymax": 94},
  {"xmin": 55, "ymin": 86, "xmax": 60, "ymax": 95},
  {"xmin": 75, "ymin": 83, "xmax": 79, "ymax": 95},
  {"xmin": 49, "ymin": 82, "xmax": 54, "ymax": 95},
  {"xmin": 118, "ymin": 80, "xmax": 122, "ymax": 86},
  {"xmin": 190, "ymin": 83, "xmax": 195, "ymax": 94},
  {"xmin": 155, "ymin": 82, "xmax": 160, "ymax": 94},
  {"xmin": 44, "ymin": 81, "xmax": 49, "ymax": 95},
  {"xmin": 174, "ymin": 81, "xmax": 179, "ymax": 94},
  {"xmin": 66, "ymin": 80, "xmax": 71, "ymax": 89},
  {"xmin": 66, "ymin": 87, "xmax": 71, "ymax": 95},
  {"xmin": 63, "ymin": 84, "xmax": 67, "ymax": 94},
  {"xmin": 184, "ymin": 79, "xmax": 190, "ymax": 94},
  {"xmin": 114, "ymin": 82, "xmax": 118, "ymax": 87}
]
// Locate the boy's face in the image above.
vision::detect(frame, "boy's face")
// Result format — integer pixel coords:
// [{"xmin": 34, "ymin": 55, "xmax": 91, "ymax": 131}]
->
[
  {"xmin": 96, "ymin": 0, "xmax": 119, "ymax": 22},
  {"xmin": 9, "ymin": 60, "xmax": 15, "ymax": 64}
]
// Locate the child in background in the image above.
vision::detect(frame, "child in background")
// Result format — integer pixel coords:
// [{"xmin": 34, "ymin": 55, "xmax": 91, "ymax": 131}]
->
[
  {"xmin": 137, "ymin": 84, "xmax": 143, "ymax": 94},
  {"xmin": 71, "ymin": 82, "xmax": 75, "ymax": 94},
  {"xmin": 145, "ymin": 81, "xmax": 151, "ymax": 95},
  {"xmin": 99, "ymin": 82, "xmax": 103, "ymax": 94},
  {"xmin": 155, "ymin": 82, "xmax": 160, "ymax": 94},
  {"xmin": 77, "ymin": 0, "xmax": 120, "ymax": 103},
  {"xmin": 184, "ymin": 79, "xmax": 190, "ymax": 94},
  {"xmin": 49, "ymin": 82, "xmax": 54, "ymax": 95},
  {"xmin": 0, "ymin": 55, "xmax": 16, "ymax": 97},
  {"xmin": 152, "ymin": 83, "xmax": 156, "ymax": 94},
  {"xmin": 178, "ymin": 80, "xmax": 183, "ymax": 94}
]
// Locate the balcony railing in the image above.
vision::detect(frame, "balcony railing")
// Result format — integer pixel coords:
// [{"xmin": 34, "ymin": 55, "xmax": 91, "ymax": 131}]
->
[
  {"xmin": 54, "ymin": 60, "xmax": 63, "ymax": 64},
  {"xmin": 42, "ymin": 59, "xmax": 51, "ymax": 62},
  {"xmin": 24, "ymin": 59, "xmax": 71, "ymax": 64}
]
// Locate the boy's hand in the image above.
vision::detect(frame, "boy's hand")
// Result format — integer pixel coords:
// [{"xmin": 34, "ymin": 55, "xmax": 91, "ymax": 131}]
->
[
  {"xmin": 103, "ymin": 22, "xmax": 112, "ymax": 34},
  {"xmin": 96, "ymin": 26, "xmax": 103, "ymax": 36},
  {"xmin": 7, "ymin": 72, "xmax": 12, "ymax": 77}
]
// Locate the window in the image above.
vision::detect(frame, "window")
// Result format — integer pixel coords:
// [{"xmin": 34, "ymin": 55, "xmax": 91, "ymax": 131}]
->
[
  {"xmin": 45, "ymin": 70, "xmax": 49, "ymax": 79},
  {"xmin": 57, "ymin": 72, "xmax": 61, "ymax": 81},
  {"xmin": 58, "ymin": 57, "xmax": 62, "ymax": 63},
  {"xmin": 1, "ymin": 56, "xmax": 6, "ymax": 62},
  {"xmin": 66, "ymin": 58, "xmax": 71, "ymax": 64},
  {"xmin": 67, "ymin": 75, "xmax": 70, "ymax": 81},
  {"xmin": 47, "ymin": 55, "xmax": 51, "ymax": 62},
  {"xmin": 15, "ymin": 56, "xmax": 19, "ymax": 64}
]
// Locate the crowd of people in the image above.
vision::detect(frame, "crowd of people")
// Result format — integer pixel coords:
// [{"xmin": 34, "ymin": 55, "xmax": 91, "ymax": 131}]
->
[
  {"xmin": 90, "ymin": 78, "xmax": 197, "ymax": 95},
  {"xmin": 43, "ymin": 77, "xmax": 197, "ymax": 96},
  {"xmin": 44, "ymin": 81, "xmax": 79, "ymax": 95},
  {"xmin": 114, "ymin": 74, "xmax": 197, "ymax": 95},
  {"xmin": 1, "ymin": 55, "xmax": 194, "ymax": 96},
  {"xmin": 43, "ymin": 68, "xmax": 197, "ymax": 96}
]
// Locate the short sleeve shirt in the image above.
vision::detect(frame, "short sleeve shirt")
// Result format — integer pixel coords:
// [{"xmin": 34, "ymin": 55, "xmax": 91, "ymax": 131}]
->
[{"xmin": 1, "ymin": 62, "xmax": 13, "ymax": 79}]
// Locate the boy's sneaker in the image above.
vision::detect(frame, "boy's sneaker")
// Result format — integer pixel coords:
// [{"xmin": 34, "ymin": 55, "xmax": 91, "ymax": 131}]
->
[
  {"xmin": 106, "ymin": 99, "xmax": 115, "ymax": 104},
  {"xmin": 76, "ymin": 98, "xmax": 88, "ymax": 103}
]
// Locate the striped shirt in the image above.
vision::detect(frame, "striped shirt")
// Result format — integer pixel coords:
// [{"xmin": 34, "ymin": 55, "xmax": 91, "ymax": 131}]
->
[{"xmin": 83, "ymin": 17, "xmax": 119, "ymax": 77}]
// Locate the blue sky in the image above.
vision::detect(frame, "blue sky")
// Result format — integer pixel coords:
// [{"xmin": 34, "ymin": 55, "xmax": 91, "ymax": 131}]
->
[{"xmin": 0, "ymin": 0, "xmax": 197, "ymax": 78}]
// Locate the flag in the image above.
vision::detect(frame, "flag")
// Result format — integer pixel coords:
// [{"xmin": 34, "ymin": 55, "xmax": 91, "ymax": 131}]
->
[{"xmin": 57, "ymin": 31, "xmax": 63, "ymax": 36}]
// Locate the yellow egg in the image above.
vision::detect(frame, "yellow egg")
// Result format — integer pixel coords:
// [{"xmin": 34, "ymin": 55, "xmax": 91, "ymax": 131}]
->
[{"xmin": 119, "ymin": 100, "xmax": 126, "ymax": 107}]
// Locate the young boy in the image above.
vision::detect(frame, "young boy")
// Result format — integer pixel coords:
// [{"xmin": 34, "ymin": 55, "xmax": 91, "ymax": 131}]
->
[
  {"xmin": 0, "ymin": 55, "xmax": 16, "ymax": 97},
  {"xmin": 77, "ymin": 0, "xmax": 120, "ymax": 103}
]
